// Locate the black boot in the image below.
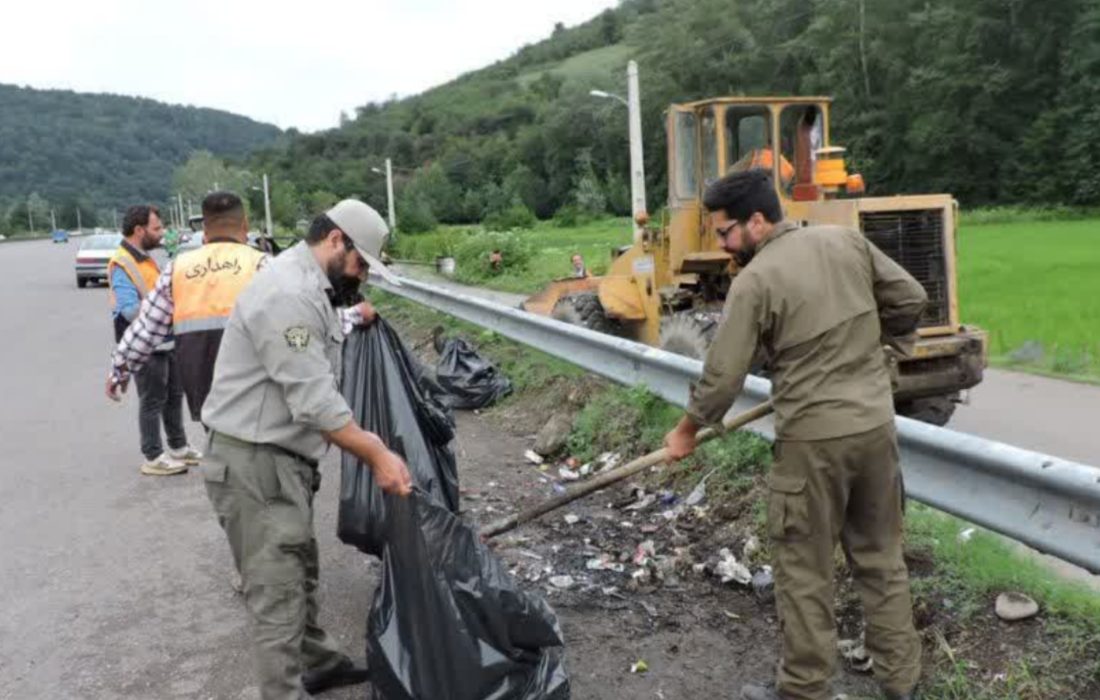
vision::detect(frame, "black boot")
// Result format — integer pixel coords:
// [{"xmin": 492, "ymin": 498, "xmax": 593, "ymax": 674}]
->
[{"xmin": 302, "ymin": 657, "xmax": 370, "ymax": 695}]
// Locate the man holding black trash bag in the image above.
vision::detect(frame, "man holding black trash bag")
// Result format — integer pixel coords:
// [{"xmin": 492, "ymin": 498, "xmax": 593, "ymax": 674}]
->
[{"xmin": 201, "ymin": 199, "xmax": 413, "ymax": 699}]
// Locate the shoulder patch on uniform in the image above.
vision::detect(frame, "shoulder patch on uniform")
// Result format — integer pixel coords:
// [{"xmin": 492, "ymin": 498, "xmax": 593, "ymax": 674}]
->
[{"xmin": 284, "ymin": 326, "xmax": 311, "ymax": 352}]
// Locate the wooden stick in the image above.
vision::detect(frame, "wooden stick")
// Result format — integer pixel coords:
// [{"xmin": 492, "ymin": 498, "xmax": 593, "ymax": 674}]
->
[{"xmin": 480, "ymin": 401, "xmax": 774, "ymax": 540}]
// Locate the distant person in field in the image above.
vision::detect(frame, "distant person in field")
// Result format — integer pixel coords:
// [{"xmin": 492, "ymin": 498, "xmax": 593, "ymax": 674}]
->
[{"xmin": 570, "ymin": 253, "xmax": 588, "ymax": 279}]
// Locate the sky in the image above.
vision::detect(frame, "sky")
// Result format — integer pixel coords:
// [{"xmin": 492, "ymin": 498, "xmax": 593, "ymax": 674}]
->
[{"xmin": 0, "ymin": 0, "xmax": 620, "ymax": 132}]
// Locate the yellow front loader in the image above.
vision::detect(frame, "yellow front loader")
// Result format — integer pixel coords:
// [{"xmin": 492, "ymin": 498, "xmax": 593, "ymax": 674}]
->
[{"xmin": 524, "ymin": 96, "xmax": 986, "ymax": 426}]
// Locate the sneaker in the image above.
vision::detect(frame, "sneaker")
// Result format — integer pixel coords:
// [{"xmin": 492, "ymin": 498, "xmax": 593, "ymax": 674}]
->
[
  {"xmin": 168, "ymin": 445, "xmax": 203, "ymax": 465},
  {"xmin": 140, "ymin": 453, "xmax": 189, "ymax": 476}
]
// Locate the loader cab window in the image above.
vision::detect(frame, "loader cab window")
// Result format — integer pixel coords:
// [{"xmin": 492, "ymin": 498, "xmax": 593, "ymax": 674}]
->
[
  {"xmin": 724, "ymin": 107, "xmax": 772, "ymax": 171},
  {"xmin": 724, "ymin": 106, "xmax": 792, "ymax": 188},
  {"xmin": 780, "ymin": 105, "xmax": 825, "ymax": 192},
  {"xmin": 700, "ymin": 107, "xmax": 720, "ymax": 186},
  {"xmin": 672, "ymin": 111, "xmax": 699, "ymax": 200}
]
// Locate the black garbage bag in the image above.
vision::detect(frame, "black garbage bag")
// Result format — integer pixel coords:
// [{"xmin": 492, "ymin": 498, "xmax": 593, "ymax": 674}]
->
[
  {"xmin": 436, "ymin": 336, "xmax": 513, "ymax": 410},
  {"xmin": 337, "ymin": 319, "xmax": 459, "ymax": 556},
  {"xmin": 367, "ymin": 490, "xmax": 571, "ymax": 700}
]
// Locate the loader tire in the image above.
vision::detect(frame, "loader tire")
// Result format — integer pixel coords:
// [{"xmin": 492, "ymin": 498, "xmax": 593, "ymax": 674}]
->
[
  {"xmin": 551, "ymin": 293, "xmax": 620, "ymax": 335},
  {"xmin": 659, "ymin": 314, "xmax": 712, "ymax": 359},
  {"xmin": 896, "ymin": 396, "xmax": 956, "ymax": 426}
]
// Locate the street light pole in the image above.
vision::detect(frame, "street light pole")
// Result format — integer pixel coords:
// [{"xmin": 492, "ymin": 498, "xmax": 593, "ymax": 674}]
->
[
  {"xmin": 262, "ymin": 173, "xmax": 274, "ymax": 238},
  {"xmin": 626, "ymin": 60, "xmax": 647, "ymax": 241},
  {"xmin": 371, "ymin": 160, "xmax": 397, "ymax": 236},
  {"xmin": 590, "ymin": 60, "xmax": 648, "ymax": 242},
  {"xmin": 385, "ymin": 158, "xmax": 396, "ymax": 235},
  {"xmin": 76, "ymin": 207, "xmax": 82, "ymax": 232}
]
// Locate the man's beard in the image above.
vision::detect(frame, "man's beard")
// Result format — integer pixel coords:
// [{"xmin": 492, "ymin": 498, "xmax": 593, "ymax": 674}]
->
[
  {"xmin": 733, "ymin": 242, "xmax": 757, "ymax": 267},
  {"xmin": 327, "ymin": 255, "xmax": 364, "ymax": 306}
]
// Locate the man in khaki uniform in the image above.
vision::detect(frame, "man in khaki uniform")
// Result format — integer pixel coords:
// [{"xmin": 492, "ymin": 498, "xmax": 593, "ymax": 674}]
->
[
  {"xmin": 664, "ymin": 170, "xmax": 926, "ymax": 700},
  {"xmin": 202, "ymin": 199, "xmax": 412, "ymax": 699}
]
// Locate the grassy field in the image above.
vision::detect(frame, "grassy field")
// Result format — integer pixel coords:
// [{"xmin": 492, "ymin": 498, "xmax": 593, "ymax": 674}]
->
[
  {"xmin": 958, "ymin": 218, "xmax": 1100, "ymax": 380},
  {"xmin": 390, "ymin": 213, "xmax": 1100, "ymax": 381},
  {"xmin": 515, "ymin": 43, "xmax": 634, "ymax": 89}
]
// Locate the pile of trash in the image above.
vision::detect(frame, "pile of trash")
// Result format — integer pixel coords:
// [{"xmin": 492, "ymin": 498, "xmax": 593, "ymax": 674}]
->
[{"xmin": 501, "ymin": 447, "xmax": 775, "ymax": 605}]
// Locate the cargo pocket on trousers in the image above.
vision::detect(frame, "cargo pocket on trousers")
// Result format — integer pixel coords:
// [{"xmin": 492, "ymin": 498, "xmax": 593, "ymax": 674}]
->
[
  {"xmin": 200, "ymin": 459, "xmax": 228, "ymax": 484},
  {"xmin": 767, "ymin": 473, "xmax": 809, "ymax": 541}
]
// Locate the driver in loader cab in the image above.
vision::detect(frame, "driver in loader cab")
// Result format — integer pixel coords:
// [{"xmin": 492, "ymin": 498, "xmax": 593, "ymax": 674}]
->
[{"xmin": 664, "ymin": 169, "xmax": 926, "ymax": 700}]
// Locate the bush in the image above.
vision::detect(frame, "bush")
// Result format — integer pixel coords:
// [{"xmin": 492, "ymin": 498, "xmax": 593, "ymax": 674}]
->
[
  {"xmin": 452, "ymin": 230, "xmax": 535, "ymax": 283},
  {"xmin": 397, "ymin": 194, "xmax": 438, "ymax": 233},
  {"xmin": 553, "ymin": 204, "xmax": 596, "ymax": 228},
  {"xmin": 483, "ymin": 202, "xmax": 537, "ymax": 231}
]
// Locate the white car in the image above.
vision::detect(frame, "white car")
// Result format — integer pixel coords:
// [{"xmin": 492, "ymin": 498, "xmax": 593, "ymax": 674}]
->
[{"xmin": 75, "ymin": 233, "xmax": 122, "ymax": 288}]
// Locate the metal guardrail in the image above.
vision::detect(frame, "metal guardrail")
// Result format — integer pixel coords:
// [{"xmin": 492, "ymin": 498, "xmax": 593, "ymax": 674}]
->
[{"xmin": 374, "ymin": 275, "xmax": 1100, "ymax": 574}]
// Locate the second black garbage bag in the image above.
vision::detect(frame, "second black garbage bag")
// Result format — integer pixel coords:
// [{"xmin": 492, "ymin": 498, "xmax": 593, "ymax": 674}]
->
[
  {"xmin": 367, "ymin": 490, "xmax": 571, "ymax": 700},
  {"xmin": 337, "ymin": 318, "xmax": 459, "ymax": 556},
  {"xmin": 435, "ymin": 335, "xmax": 513, "ymax": 410}
]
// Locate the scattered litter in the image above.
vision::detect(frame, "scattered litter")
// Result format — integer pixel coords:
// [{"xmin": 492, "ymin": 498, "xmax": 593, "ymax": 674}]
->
[
  {"xmin": 751, "ymin": 566, "xmax": 775, "ymax": 602},
  {"xmin": 558, "ymin": 467, "xmax": 581, "ymax": 481},
  {"xmin": 524, "ymin": 450, "xmax": 544, "ymax": 465},
  {"xmin": 838, "ymin": 636, "xmax": 873, "ymax": 673},
  {"xmin": 692, "ymin": 563, "xmax": 706, "ymax": 575},
  {"xmin": 722, "ymin": 610, "xmax": 741, "ymax": 621},
  {"xmin": 640, "ymin": 524, "xmax": 660, "ymax": 534},
  {"xmin": 597, "ymin": 452, "xmax": 622, "ymax": 471},
  {"xmin": 563, "ymin": 514, "xmax": 580, "ymax": 526},
  {"xmin": 565, "ymin": 457, "xmax": 579, "ymax": 469},
  {"xmin": 619, "ymin": 521, "xmax": 635, "ymax": 529},
  {"xmin": 742, "ymin": 536, "xmax": 760, "ymax": 560},
  {"xmin": 624, "ymin": 493, "xmax": 657, "ymax": 511},
  {"xmin": 996, "ymin": 592, "xmax": 1039, "ymax": 621},
  {"xmin": 549, "ymin": 575, "xmax": 575, "ymax": 590},
  {"xmin": 579, "ymin": 463, "xmax": 592, "ymax": 476},
  {"xmin": 633, "ymin": 540, "xmax": 657, "ymax": 566},
  {"xmin": 714, "ymin": 548, "xmax": 752, "ymax": 586},
  {"xmin": 552, "ymin": 484, "xmax": 567, "ymax": 495},
  {"xmin": 658, "ymin": 490, "xmax": 678, "ymax": 506},
  {"xmin": 685, "ymin": 470, "xmax": 715, "ymax": 506},
  {"xmin": 958, "ymin": 527, "xmax": 976, "ymax": 543},
  {"xmin": 638, "ymin": 600, "xmax": 658, "ymax": 617},
  {"xmin": 631, "ymin": 568, "xmax": 651, "ymax": 584},
  {"xmin": 586, "ymin": 556, "xmax": 626, "ymax": 573},
  {"xmin": 517, "ymin": 550, "xmax": 544, "ymax": 561},
  {"xmin": 629, "ymin": 660, "xmax": 649, "ymax": 674},
  {"xmin": 660, "ymin": 509, "xmax": 682, "ymax": 521}
]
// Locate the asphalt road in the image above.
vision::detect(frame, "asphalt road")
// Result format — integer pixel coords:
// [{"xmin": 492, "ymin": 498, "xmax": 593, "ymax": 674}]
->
[{"xmin": 0, "ymin": 240, "xmax": 376, "ymax": 700}]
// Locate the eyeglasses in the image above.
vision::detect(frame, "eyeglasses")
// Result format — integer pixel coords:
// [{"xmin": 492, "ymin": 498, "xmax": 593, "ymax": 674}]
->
[{"xmin": 715, "ymin": 220, "xmax": 741, "ymax": 239}]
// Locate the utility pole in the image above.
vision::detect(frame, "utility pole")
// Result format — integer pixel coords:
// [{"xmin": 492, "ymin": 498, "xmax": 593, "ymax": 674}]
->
[
  {"xmin": 262, "ymin": 173, "xmax": 274, "ymax": 238},
  {"xmin": 385, "ymin": 158, "xmax": 396, "ymax": 235},
  {"xmin": 76, "ymin": 207, "xmax": 82, "ymax": 232},
  {"xmin": 371, "ymin": 160, "xmax": 398, "ymax": 236},
  {"xmin": 27, "ymin": 200, "xmax": 33, "ymax": 233},
  {"xmin": 626, "ymin": 60, "xmax": 647, "ymax": 242},
  {"xmin": 50, "ymin": 209, "xmax": 57, "ymax": 231}
]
